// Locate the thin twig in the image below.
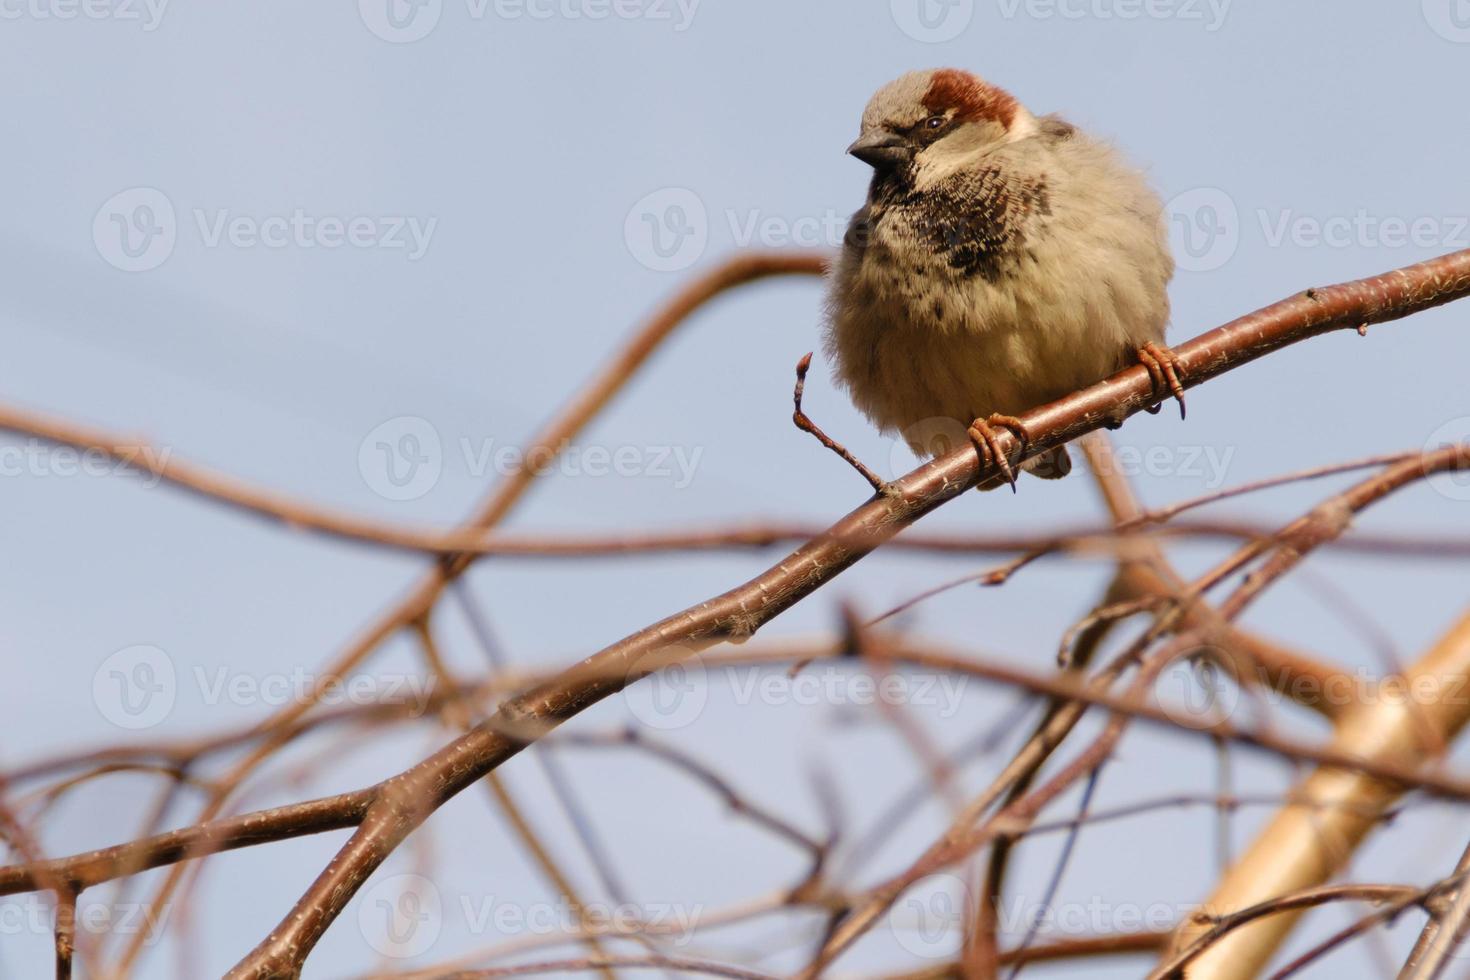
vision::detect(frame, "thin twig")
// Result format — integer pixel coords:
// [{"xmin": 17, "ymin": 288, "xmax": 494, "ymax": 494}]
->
[{"xmin": 791, "ymin": 351, "xmax": 890, "ymax": 495}]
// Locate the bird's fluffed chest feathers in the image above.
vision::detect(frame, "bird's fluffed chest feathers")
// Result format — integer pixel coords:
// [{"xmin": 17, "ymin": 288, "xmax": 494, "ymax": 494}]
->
[
  {"xmin": 853, "ymin": 154, "xmax": 1052, "ymax": 288},
  {"xmin": 824, "ymin": 115, "xmax": 1173, "ymax": 447}
]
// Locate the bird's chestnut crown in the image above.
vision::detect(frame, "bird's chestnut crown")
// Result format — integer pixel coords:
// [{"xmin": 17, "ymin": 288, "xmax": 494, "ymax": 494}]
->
[{"xmin": 847, "ymin": 68, "xmax": 1023, "ymax": 172}]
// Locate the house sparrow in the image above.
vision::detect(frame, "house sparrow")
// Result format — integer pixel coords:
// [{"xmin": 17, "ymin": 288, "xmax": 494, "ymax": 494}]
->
[{"xmin": 822, "ymin": 68, "xmax": 1182, "ymax": 490}]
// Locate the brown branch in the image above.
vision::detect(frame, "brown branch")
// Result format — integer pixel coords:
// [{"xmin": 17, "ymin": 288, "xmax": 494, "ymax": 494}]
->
[
  {"xmin": 412, "ymin": 618, "xmax": 617, "ymax": 980},
  {"xmin": 235, "ymin": 401, "xmax": 1470, "ymax": 980},
  {"xmin": 0, "ymin": 253, "xmax": 832, "ymax": 568},
  {"xmin": 0, "ymin": 791, "xmax": 372, "ymax": 893},
  {"xmin": 791, "ymin": 351, "xmax": 890, "ymax": 494},
  {"xmin": 6, "ymin": 398, "xmax": 1468, "ymax": 564},
  {"xmin": 806, "ymin": 443, "xmax": 1470, "ymax": 972},
  {"xmin": 54, "ymin": 883, "xmax": 76, "ymax": 980},
  {"xmin": 106, "ymin": 250, "xmax": 830, "ymax": 975},
  {"xmin": 436, "ymin": 955, "xmax": 778, "ymax": 979},
  {"xmin": 1400, "ymin": 837, "xmax": 1470, "ymax": 978},
  {"xmin": 6, "ymin": 248, "xmax": 1467, "ymax": 978},
  {"xmin": 879, "ymin": 929, "xmax": 1172, "ymax": 977},
  {"xmin": 1148, "ymin": 883, "xmax": 1437, "ymax": 979},
  {"xmin": 6, "ymin": 627, "xmax": 1470, "ymax": 898},
  {"xmin": 1165, "ymin": 605, "xmax": 1470, "ymax": 976}
]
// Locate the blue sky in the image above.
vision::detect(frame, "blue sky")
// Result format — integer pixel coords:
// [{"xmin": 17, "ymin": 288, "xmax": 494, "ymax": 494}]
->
[{"xmin": 2, "ymin": 1, "xmax": 1469, "ymax": 976}]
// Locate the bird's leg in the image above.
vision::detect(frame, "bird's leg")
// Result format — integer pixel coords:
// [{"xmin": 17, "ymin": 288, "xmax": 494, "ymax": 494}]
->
[
  {"xmin": 1136, "ymin": 342, "xmax": 1188, "ymax": 419},
  {"xmin": 967, "ymin": 414, "xmax": 1032, "ymax": 493},
  {"xmin": 792, "ymin": 353, "xmax": 893, "ymax": 497}
]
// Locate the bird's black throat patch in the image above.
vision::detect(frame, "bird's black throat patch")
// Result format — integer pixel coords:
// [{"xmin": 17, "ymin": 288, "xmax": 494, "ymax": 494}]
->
[{"xmin": 865, "ymin": 165, "xmax": 1051, "ymax": 282}]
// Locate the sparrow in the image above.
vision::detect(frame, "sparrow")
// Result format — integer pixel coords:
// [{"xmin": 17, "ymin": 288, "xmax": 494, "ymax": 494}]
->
[{"xmin": 822, "ymin": 68, "xmax": 1182, "ymax": 490}]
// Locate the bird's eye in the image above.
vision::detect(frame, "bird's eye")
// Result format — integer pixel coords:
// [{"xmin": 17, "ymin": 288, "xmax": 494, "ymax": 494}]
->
[{"xmin": 925, "ymin": 115, "xmax": 946, "ymax": 130}]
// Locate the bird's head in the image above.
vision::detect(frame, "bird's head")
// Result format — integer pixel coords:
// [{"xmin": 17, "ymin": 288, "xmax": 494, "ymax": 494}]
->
[{"xmin": 847, "ymin": 68, "xmax": 1034, "ymax": 181}]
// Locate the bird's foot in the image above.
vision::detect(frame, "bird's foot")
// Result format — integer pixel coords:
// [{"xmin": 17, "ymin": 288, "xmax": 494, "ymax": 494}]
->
[
  {"xmin": 967, "ymin": 414, "xmax": 1032, "ymax": 493},
  {"xmin": 792, "ymin": 352, "xmax": 893, "ymax": 498},
  {"xmin": 1136, "ymin": 342, "xmax": 1187, "ymax": 420}
]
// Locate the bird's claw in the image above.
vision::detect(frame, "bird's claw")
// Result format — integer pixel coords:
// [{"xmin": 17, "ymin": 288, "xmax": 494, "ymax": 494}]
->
[
  {"xmin": 1137, "ymin": 342, "xmax": 1187, "ymax": 420},
  {"xmin": 967, "ymin": 414, "xmax": 1032, "ymax": 493}
]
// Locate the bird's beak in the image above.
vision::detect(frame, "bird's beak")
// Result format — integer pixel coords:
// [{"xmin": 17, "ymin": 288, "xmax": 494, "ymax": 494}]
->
[{"xmin": 846, "ymin": 129, "xmax": 912, "ymax": 170}]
